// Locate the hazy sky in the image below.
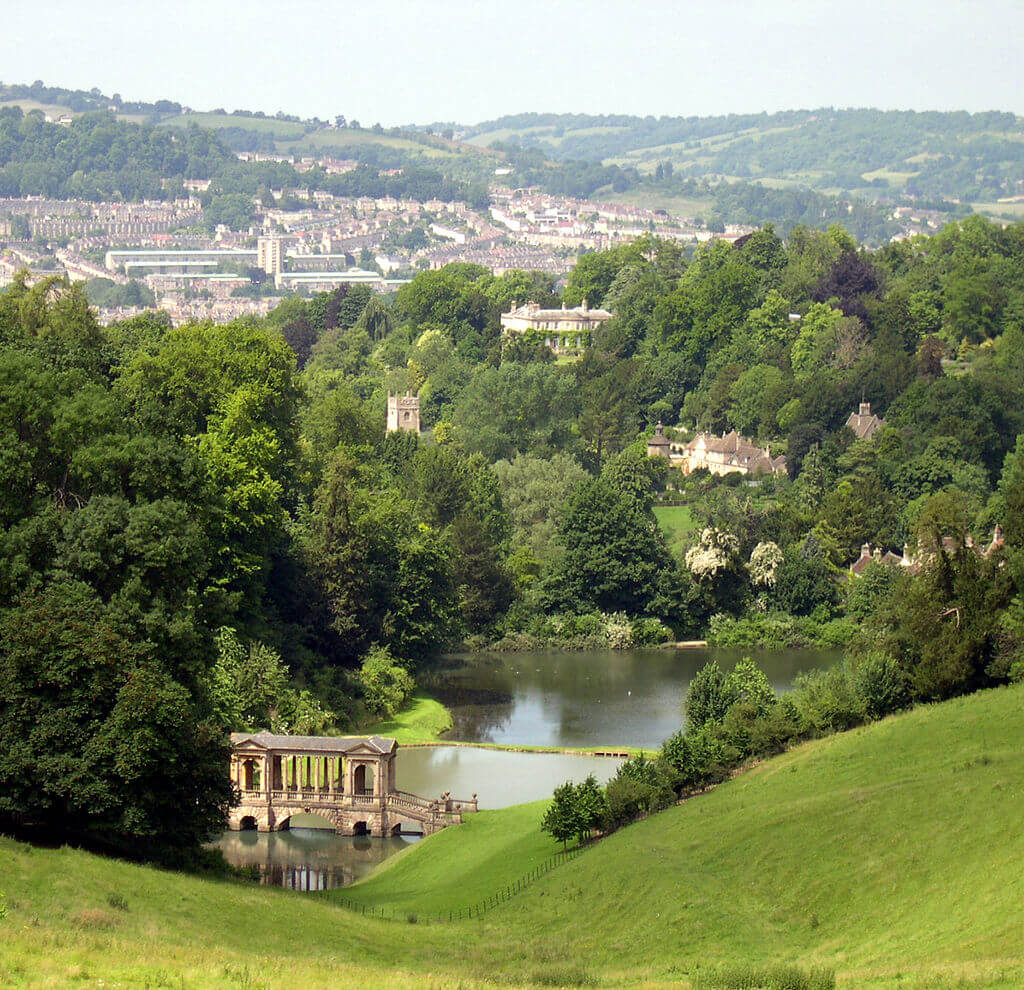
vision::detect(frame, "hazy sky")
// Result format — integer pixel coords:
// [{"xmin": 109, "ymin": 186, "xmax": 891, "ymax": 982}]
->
[{"xmin": 6, "ymin": 0, "xmax": 1022, "ymax": 125}]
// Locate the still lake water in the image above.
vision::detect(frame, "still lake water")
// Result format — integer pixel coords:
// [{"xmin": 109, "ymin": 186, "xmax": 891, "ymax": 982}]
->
[
  {"xmin": 215, "ymin": 646, "xmax": 838, "ymax": 888},
  {"xmin": 422, "ymin": 646, "xmax": 840, "ymax": 750}
]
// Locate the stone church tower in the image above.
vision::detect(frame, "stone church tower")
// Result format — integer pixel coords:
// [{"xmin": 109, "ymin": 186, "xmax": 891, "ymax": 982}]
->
[{"xmin": 386, "ymin": 392, "xmax": 421, "ymax": 434}]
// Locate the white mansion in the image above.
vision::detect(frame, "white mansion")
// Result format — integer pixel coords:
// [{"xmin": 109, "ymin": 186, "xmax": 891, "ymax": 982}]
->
[{"xmin": 500, "ymin": 299, "xmax": 613, "ymax": 354}]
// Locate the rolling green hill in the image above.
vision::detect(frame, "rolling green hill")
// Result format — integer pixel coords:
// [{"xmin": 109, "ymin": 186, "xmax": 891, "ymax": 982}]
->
[
  {"xmin": 2, "ymin": 683, "xmax": 1022, "ymax": 987},
  {"xmin": 463, "ymin": 108, "xmax": 1024, "ymax": 209}
]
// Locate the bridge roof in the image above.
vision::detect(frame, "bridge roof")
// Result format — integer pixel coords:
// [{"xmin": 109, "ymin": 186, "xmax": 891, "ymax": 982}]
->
[{"xmin": 230, "ymin": 731, "xmax": 396, "ymax": 755}]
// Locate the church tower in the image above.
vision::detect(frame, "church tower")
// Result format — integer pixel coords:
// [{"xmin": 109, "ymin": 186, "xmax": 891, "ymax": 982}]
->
[{"xmin": 386, "ymin": 392, "xmax": 421, "ymax": 434}]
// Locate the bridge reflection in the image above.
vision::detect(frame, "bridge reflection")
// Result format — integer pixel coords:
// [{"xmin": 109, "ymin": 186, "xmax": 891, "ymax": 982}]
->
[{"xmin": 213, "ymin": 827, "xmax": 419, "ymax": 890}]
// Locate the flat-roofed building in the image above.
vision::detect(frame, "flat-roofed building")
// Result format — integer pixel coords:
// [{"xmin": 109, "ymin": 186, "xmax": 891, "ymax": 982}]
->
[
  {"xmin": 500, "ymin": 299, "xmax": 612, "ymax": 355},
  {"xmin": 257, "ymin": 236, "xmax": 282, "ymax": 276}
]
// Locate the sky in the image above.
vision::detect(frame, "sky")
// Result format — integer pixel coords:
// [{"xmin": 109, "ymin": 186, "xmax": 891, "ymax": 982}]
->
[{"xmin": 5, "ymin": 0, "xmax": 1022, "ymax": 126}]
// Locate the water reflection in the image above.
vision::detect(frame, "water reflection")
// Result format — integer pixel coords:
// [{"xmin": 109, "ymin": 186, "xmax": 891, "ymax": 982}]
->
[
  {"xmin": 395, "ymin": 746, "xmax": 623, "ymax": 809},
  {"xmin": 212, "ymin": 826, "xmax": 419, "ymax": 890},
  {"xmin": 423, "ymin": 647, "xmax": 839, "ymax": 749}
]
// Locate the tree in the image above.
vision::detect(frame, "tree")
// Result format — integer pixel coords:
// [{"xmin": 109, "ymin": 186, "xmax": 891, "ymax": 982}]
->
[
  {"xmin": 551, "ymin": 477, "xmax": 674, "ymax": 615},
  {"xmin": 206, "ymin": 627, "xmax": 290, "ymax": 731},
  {"xmin": 684, "ymin": 659, "xmax": 732, "ymax": 732},
  {"xmin": 541, "ymin": 780, "xmax": 581, "ymax": 849},
  {"xmin": 0, "ymin": 584, "xmax": 233, "ymax": 851},
  {"xmin": 572, "ymin": 775, "xmax": 606, "ymax": 843},
  {"xmin": 772, "ymin": 537, "xmax": 837, "ymax": 616},
  {"xmin": 358, "ymin": 646, "xmax": 415, "ymax": 717},
  {"xmin": 354, "ymin": 294, "xmax": 395, "ymax": 341}
]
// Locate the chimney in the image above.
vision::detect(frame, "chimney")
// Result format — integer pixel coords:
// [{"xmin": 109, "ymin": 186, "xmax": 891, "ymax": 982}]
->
[
  {"xmin": 581, "ymin": 297, "xmax": 588, "ymax": 313},
  {"xmin": 859, "ymin": 402, "xmax": 871, "ymax": 417}
]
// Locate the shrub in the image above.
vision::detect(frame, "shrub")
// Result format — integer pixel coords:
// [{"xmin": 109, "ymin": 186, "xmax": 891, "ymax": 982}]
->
[
  {"xmin": 724, "ymin": 657, "xmax": 775, "ymax": 717},
  {"xmin": 791, "ymin": 663, "xmax": 867, "ymax": 733},
  {"xmin": 358, "ymin": 646, "xmax": 414, "ymax": 717},
  {"xmin": 603, "ymin": 757, "xmax": 677, "ymax": 829},
  {"xmin": 631, "ymin": 616, "xmax": 674, "ymax": 645},
  {"xmin": 106, "ymin": 893, "xmax": 128, "ymax": 912},
  {"xmin": 603, "ymin": 612, "xmax": 633, "ymax": 649},
  {"xmin": 660, "ymin": 725, "xmax": 730, "ymax": 791},
  {"xmin": 853, "ymin": 651, "xmax": 910, "ymax": 719},
  {"xmin": 684, "ymin": 659, "xmax": 732, "ymax": 731}
]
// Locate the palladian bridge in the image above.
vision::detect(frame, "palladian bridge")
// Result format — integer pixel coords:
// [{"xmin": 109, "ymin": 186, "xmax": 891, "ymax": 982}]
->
[{"xmin": 228, "ymin": 732, "xmax": 478, "ymax": 836}]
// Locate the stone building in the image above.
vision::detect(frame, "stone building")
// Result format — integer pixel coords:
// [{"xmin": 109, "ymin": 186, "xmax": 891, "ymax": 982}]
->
[
  {"xmin": 849, "ymin": 525, "xmax": 1005, "ymax": 576},
  {"xmin": 387, "ymin": 392, "xmax": 421, "ymax": 434},
  {"xmin": 646, "ymin": 422, "xmax": 672, "ymax": 459},
  {"xmin": 228, "ymin": 731, "xmax": 477, "ymax": 835},
  {"xmin": 846, "ymin": 402, "xmax": 885, "ymax": 440},
  {"xmin": 500, "ymin": 299, "xmax": 613, "ymax": 354},
  {"xmin": 648, "ymin": 429, "xmax": 787, "ymax": 477}
]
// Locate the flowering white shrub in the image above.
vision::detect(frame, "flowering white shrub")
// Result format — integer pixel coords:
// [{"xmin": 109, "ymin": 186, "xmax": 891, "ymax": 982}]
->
[
  {"xmin": 748, "ymin": 541, "xmax": 784, "ymax": 589},
  {"xmin": 685, "ymin": 527, "xmax": 741, "ymax": 579}
]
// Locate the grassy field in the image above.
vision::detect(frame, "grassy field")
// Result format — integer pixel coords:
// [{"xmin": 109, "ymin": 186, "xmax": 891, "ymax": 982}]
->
[
  {"xmin": 972, "ymin": 200, "xmax": 1024, "ymax": 219},
  {"xmin": 655, "ymin": 503, "xmax": 698, "ymax": 553},
  {"xmin": 602, "ymin": 187, "xmax": 715, "ymax": 219},
  {"xmin": 1, "ymin": 683, "xmax": 1023, "ymax": 987},
  {"xmin": 156, "ymin": 112, "xmax": 310, "ymax": 139},
  {"xmin": 362, "ymin": 692, "xmax": 453, "ymax": 743}
]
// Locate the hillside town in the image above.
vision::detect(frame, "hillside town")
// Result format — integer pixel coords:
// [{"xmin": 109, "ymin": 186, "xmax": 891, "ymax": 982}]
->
[{"xmin": 0, "ymin": 153, "xmax": 762, "ymax": 324}]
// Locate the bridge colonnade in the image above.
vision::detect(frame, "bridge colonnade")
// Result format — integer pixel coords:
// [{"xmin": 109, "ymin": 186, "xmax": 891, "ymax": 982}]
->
[{"xmin": 227, "ymin": 731, "xmax": 474, "ymax": 837}]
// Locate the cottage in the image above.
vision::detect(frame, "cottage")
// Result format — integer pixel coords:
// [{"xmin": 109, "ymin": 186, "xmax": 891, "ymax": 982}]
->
[
  {"xmin": 652, "ymin": 430, "xmax": 787, "ymax": 477},
  {"xmin": 846, "ymin": 402, "xmax": 885, "ymax": 440}
]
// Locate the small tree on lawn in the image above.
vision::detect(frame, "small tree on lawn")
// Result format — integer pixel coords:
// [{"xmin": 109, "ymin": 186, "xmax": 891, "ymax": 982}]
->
[
  {"xmin": 541, "ymin": 780, "xmax": 581, "ymax": 850},
  {"xmin": 574, "ymin": 775, "xmax": 606, "ymax": 843}
]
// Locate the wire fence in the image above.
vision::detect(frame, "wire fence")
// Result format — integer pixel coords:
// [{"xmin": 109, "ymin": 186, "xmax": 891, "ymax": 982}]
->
[{"xmin": 330, "ymin": 843, "xmax": 587, "ymax": 923}]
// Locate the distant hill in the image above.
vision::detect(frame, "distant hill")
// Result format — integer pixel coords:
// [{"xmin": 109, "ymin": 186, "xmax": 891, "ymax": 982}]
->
[
  {"xmin": 3, "ymin": 81, "xmax": 1022, "ymax": 239},
  {"xmin": 462, "ymin": 108, "xmax": 1024, "ymax": 205}
]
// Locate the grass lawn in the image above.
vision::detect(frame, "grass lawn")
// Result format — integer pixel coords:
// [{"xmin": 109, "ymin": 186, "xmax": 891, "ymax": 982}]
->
[
  {"xmin": 655, "ymin": 503, "xmax": 697, "ymax": 552},
  {"xmin": 361, "ymin": 692, "xmax": 453, "ymax": 744},
  {"xmin": 333, "ymin": 800, "xmax": 555, "ymax": 916},
  {"xmin": 1, "ymin": 683, "xmax": 1023, "ymax": 986}
]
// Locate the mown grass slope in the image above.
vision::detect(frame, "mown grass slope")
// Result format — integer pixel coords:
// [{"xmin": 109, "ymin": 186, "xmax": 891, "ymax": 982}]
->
[
  {"xmin": 1, "ymin": 684, "xmax": 1022, "ymax": 987},
  {"xmin": 361, "ymin": 691, "xmax": 453, "ymax": 743}
]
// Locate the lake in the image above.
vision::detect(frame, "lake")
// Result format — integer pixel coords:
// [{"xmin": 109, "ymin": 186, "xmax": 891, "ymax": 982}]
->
[
  {"xmin": 215, "ymin": 646, "xmax": 839, "ymax": 887},
  {"xmin": 421, "ymin": 646, "xmax": 839, "ymax": 750}
]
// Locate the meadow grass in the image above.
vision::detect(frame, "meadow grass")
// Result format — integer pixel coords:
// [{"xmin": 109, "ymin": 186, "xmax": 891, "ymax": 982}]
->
[
  {"xmin": 1, "ymin": 683, "xmax": 1023, "ymax": 986},
  {"xmin": 655, "ymin": 503, "xmax": 697, "ymax": 552},
  {"xmin": 362, "ymin": 692, "xmax": 454, "ymax": 743},
  {"xmin": 156, "ymin": 111, "xmax": 310, "ymax": 139}
]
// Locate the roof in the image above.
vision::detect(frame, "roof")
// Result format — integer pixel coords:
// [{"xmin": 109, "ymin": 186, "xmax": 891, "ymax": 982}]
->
[
  {"xmin": 682, "ymin": 431, "xmax": 787, "ymax": 474},
  {"xmin": 503, "ymin": 301, "xmax": 613, "ymax": 322},
  {"xmin": 230, "ymin": 731, "xmax": 396, "ymax": 755},
  {"xmin": 846, "ymin": 407, "xmax": 885, "ymax": 440}
]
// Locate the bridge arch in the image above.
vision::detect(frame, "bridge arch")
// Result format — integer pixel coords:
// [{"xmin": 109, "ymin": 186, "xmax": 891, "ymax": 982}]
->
[
  {"xmin": 390, "ymin": 820, "xmax": 424, "ymax": 836},
  {"xmin": 276, "ymin": 811, "xmax": 338, "ymax": 832},
  {"xmin": 238, "ymin": 815, "xmax": 258, "ymax": 831}
]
